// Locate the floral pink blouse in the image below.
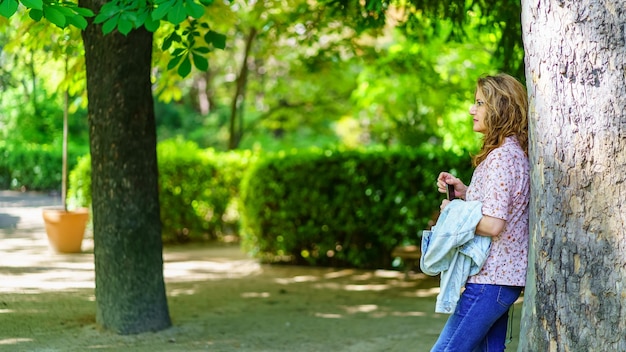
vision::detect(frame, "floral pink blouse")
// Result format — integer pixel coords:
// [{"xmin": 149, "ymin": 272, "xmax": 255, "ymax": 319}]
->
[{"xmin": 465, "ymin": 136, "xmax": 530, "ymax": 287}]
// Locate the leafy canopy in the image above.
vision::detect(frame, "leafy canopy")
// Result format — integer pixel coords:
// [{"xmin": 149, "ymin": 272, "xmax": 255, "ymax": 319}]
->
[
  {"xmin": 0, "ymin": 0, "xmax": 93, "ymax": 28},
  {"xmin": 0, "ymin": 0, "xmax": 227, "ymax": 77}
]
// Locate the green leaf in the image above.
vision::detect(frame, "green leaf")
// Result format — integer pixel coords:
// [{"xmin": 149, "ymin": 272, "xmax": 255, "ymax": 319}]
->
[
  {"xmin": 52, "ymin": 4, "xmax": 74, "ymax": 16},
  {"xmin": 144, "ymin": 16, "xmax": 160, "ymax": 32},
  {"xmin": 184, "ymin": 0, "xmax": 203, "ymax": 19},
  {"xmin": 167, "ymin": 0, "xmax": 186, "ymax": 24},
  {"xmin": 102, "ymin": 14, "xmax": 119, "ymax": 34},
  {"xmin": 192, "ymin": 52, "xmax": 208, "ymax": 71},
  {"xmin": 170, "ymin": 47, "xmax": 185, "ymax": 56},
  {"xmin": 162, "ymin": 33, "xmax": 175, "ymax": 50},
  {"xmin": 117, "ymin": 17, "xmax": 133, "ymax": 35},
  {"xmin": 94, "ymin": 13, "xmax": 107, "ymax": 24},
  {"xmin": 134, "ymin": 10, "xmax": 148, "ymax": 25},
  {"xmin": 177, "ymin": 55, "xmax": 192, "ymax": 77},
  {"xmin": 0, "ymin": 0, "xmax": 19, "ymax": 18},
  {"xmin": 204, "ymin": 30, "xmax": 226, "ymax": 50},
  {"xmin": 121, "ymin": 10, "xmax": 138, "ymax": 23},
  {"xmin": 73, "ymin": 7, "xmax": 94, "ymax": 17},
  {"xmin": 193, "ymin": 46, "xmax": 210, "ymax": 54},
  {"xmin": 151, "ymin": 0, "xmax": 175, "ymax": 21},
  {"xmin": 67, "ymin": 13, "xmax": 88, "ymax": 29},
  {"xmin": 94, "ymin": 1, "xmax": 120, "ymax": 22},
  {"xmin": 167, "ymin": 54, "xmax": 183, "ymax": 70},
  {"xmin": 20, "ymin": 0, "xmax": 42, "ymax": 10},
  {"xmin": 28, "ymin": 8, "xmax": 42, "ymax": 20},
  {"xmin": 43, "ymin": 5, "xmax": 66, "ymax": 27}
]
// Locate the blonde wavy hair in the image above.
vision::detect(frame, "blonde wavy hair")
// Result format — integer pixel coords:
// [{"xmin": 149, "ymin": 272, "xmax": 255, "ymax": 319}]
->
[{"xmin": 472, "ymin": 73, "xmax": 529, "ymax": 166}]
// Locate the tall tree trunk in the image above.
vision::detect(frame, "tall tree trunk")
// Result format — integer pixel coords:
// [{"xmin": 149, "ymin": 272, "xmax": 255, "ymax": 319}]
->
[
  {"xmin": 194, "ymin": 70, "xmax": 216, "ymax": 115},
  {"xmin": 520, "ymin": 0, "xmax": 626, "ymax": 350},
  {"xmin": 80, "ymin": 0, "xmax": 171, "ymax": 334},
  {"xmin": 228, "ymin": 27, "xmax": 257, "ymax": 150}
]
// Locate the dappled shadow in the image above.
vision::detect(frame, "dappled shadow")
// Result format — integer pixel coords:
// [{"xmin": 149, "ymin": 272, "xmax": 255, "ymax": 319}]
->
[
  {"xmin": 0, "ymin": 190, "xmax": 440, "ymax": 298},
  {"xmin": 0, "ymin": 190, "xmax": 450, "ymax": 352},
  {"xmin": 271, "ymin": 266, "xmax": 439, "ymax": 297},
  {"xmin": 0, "ymin": 190, "xmax": 61, "ymax": 208},
  {"xmin": 0, "ymin": 213, "xmax": 20, "ymax": 229},
  {"xmin": 0, "ymin": 191, "xmax": 93, "ymax": 294}
]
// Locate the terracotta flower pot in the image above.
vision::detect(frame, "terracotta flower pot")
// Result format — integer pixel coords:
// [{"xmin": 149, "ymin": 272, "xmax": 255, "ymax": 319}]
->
[{"xmin": 42, "ymin": 207, "xmax": 90, "ymax": 253}]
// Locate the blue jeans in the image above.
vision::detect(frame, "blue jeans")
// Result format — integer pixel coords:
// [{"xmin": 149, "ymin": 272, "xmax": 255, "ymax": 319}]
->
[{"xmin": 431, "ymin": 283, "xmax": 523, "ymax": 352}]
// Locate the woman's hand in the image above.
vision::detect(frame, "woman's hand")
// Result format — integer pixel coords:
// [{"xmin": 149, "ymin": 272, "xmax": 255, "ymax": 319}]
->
[{"xmin": 437, "ymin": 172, "xmax": 467, "ymax": 200}]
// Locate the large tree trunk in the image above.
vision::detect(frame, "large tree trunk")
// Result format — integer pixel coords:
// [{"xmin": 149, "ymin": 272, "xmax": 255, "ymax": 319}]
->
[
  {"xmin": 80, "ymin": 1, "xmax": 171, "ymax": 334},
  {"xmin": 520, "ymin": 0, "xmax": 626, "ymax": 350}
]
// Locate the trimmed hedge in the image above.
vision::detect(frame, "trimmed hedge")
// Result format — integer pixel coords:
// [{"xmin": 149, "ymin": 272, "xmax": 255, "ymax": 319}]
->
[
  {"xmin": 240, "ymin": 147, "xmax": 473, "ymax": 269},
  {"xmin": 68, "ymin": 139, "xmax": 254, "ymax": 243},
  {"xmin": 0, "ymin": 141, "xmax": 88, "ymax": 191},
  {"xmin": 6, "ymin": 137, "xmax": 474, "ymax": 270},
  {"xmin": 157, "ymin": 140, "xmax": 253, "ymax": 242}
]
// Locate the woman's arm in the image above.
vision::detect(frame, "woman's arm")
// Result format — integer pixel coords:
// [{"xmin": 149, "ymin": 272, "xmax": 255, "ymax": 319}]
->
[
  {"xmin": 475, "ymin": 215, "xmax": 505, "ymax": 237},
  {"xmin": 439, "ymin": 199, "xmax": 505, "ymax": 237}
]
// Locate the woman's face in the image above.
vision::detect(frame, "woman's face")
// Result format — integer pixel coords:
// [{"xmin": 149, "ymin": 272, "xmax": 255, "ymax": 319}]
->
[{"xmin": 469, "ymin": 89, "xmax": 487, "ymax": 134}]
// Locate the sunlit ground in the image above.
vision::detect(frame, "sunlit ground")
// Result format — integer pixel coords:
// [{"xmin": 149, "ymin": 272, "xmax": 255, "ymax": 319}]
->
[{"xmin": 0, "ymin": 191, "xmax": 521, "ymax": 351}]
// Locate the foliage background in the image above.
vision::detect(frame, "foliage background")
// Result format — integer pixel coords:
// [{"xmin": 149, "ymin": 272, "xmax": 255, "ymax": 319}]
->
[{"xmin": 0, "ymin": 0, "xmax": 524, "ymax": 266}]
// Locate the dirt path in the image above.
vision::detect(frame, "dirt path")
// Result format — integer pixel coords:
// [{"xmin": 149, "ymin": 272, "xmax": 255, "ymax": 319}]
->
[{"xmin": 0, "ymin": 191, "xmax": 521, "ymax": 351}]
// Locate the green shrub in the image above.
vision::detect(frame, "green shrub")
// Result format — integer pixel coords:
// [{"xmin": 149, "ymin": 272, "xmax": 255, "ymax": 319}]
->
[
  {"xmin": 67, "ymin": 155, "xmax": 92, "ymax": 209},
  {"xmin": 202, "ymin": 147, "xmax": 257, "ymax": 238},
  {"xmin": 67, "ymin": 139, "xmax": 254, "ymax": 243},
  {"xmin": 0, "ymin": 144, "xmax": 11, "ymax": 189},
  {"xmin": 158, "ymin": 140, "xmax": 221, "ymax": 242},
  {"xmin": 0, "ymin": 141, "xmax": 88, "ymax": 191},
  {"xmin": 240, "ymin": 147, "xmax": 472, "ymax": 269}
]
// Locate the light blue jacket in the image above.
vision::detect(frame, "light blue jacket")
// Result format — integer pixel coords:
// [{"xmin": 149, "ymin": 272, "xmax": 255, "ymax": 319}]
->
[{"xmin": 420, "ymin": 200, "xmax": 491, "ymax": 314}]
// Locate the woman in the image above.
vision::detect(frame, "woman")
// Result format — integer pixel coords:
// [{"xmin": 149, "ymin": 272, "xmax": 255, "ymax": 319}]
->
[{"xmin": 431, "ymin": 73, "xmax": 530, "ymax": 351}]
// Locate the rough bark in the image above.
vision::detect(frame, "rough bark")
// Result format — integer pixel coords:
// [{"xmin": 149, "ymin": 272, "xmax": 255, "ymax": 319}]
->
[
  {"xmin": 80, "ymin": 0, "xmax": 171, "ymax": 334},
  {"xmin": 520, "ymin": 0, "xmax": 626, "ymax": 350}
]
